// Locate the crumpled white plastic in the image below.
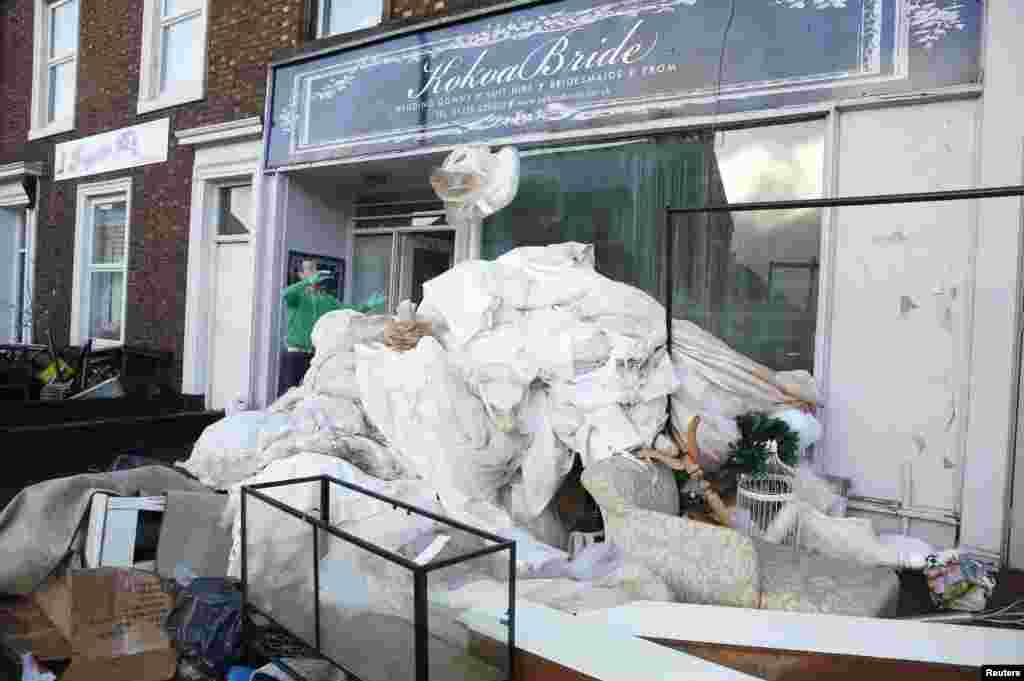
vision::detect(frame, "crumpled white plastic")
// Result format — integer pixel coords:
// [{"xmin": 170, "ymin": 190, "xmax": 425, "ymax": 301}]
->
[
  {"xmin": 356, "ymin": 337, "xmax": 524, "ymax": 534},
  {"xmin": 178, "ymin": 411, "xmax": 281, "ymax": 490}
]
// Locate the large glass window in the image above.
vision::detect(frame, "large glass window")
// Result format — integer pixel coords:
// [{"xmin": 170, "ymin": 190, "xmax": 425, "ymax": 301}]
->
[
  {"xmin": 482, "ymin": 122, "xmax": 824, "ymax": 372},
  {"xmin": 482, "ymin": 137, "xmax": 705, "ymax": 301},
  {"xmin": 673, "ymin": 121, "xmax": 825, "ymax": 372}
]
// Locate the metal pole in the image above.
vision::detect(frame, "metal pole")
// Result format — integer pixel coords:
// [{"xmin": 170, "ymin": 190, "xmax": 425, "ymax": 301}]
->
[
  {"xmin": 665, "ymin": 204, "xmax": 673, "ymax": 359},
  {"xmin": 414, "ymin": 570, "xmax": 429, "ymax": 681},
  {"xmin": 666, "ymin": 184, "xmax": 1024, "ymax": 215},
  {"xmin": 241, "ymin": 486, "xmax": 249, "ymax": 665},
  {"xmin": 313, "ymin": 519, "xmax": 321, "ymax": 653},
  {"xmin": 507, "ymin": 541, "xmax": 516, "ymax": 681}
]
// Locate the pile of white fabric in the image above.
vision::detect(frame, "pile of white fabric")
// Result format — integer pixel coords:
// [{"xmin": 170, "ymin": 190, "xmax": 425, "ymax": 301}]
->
[
  {"xmin": 669, "ymin": 319, "xmax": 820, "ymax": 471},
  {"xmin": 181, "ymin": 242, "xmax": 676, "ymax": 539}
]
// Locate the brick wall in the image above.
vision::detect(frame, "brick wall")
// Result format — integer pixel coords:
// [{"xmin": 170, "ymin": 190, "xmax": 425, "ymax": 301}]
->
[
  {"xmin": 0, "ymin": 0, "xmax": 33, "ymax": 162},
  {"xmin": 1, "ymin": 0, "xmax": 533, "ymax": 389},
  {"xmin": 0, "ymin": 0, "xmax": 305, "ymax": 389}
]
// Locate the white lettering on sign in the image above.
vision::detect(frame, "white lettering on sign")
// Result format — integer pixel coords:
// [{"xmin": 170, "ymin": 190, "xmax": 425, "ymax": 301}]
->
[{"xmin": 407, "ymin": 20, "xmax": 657, "ymax": 100}]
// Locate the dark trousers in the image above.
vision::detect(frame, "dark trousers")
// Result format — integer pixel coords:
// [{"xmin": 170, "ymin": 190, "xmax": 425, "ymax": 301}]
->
[{"xmin": 279, "ymin": 350, "xmax": 312, "ymax": 397}]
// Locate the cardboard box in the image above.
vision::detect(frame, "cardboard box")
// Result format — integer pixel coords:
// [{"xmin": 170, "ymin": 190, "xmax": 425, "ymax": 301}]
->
[
  {"xmin": 0, "ymin": 596, "xmax": 72, "ymax": 661},
  {"xmin": 31, "ymin": 568, "xmax": 177, "ymax": 681}
]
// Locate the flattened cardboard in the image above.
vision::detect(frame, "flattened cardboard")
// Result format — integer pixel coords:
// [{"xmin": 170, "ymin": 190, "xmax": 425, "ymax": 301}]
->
[
  {"xmin": 0, "ymin": 597, "xmax": 72, "ymax": 660},
  {"xmin": 32, "ymin": 568, "xmax": 177, "ymax": 681}
]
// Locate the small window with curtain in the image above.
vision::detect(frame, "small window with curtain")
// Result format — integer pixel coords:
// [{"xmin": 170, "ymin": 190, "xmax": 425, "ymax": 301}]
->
[
  {"xmin": 74, "ymin": 178, "xmax": 134, "ymax": 347},
  {"xmin": 137, "ymin": 0, "xmax": 207, "ymax": 114},
  {"xmin": 318, "ymin": 0, "xmax": 384, "ymax": 38}
]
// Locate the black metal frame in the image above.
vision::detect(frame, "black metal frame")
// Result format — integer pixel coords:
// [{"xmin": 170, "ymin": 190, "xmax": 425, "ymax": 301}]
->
[
  {"xmin": 663, "ymin": 183, "xmax": 1024, "ymax": 357},
  {"xmin": 241, "ymin": 475, "xmax": 517, "ymax": 681}
]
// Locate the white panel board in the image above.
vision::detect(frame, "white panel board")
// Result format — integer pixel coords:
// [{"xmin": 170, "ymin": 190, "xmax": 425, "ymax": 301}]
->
[{"xmin": 825, "ymin": 99, "xmax": 977, "ymax": 511}]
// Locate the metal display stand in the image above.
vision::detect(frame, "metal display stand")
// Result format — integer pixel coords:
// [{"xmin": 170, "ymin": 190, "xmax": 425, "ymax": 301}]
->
[{"xmin": 241, "ymin": 475, "xmax": 517, "ymax": 681}]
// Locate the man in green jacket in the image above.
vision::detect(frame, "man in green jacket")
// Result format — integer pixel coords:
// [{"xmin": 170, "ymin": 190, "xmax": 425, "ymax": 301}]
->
[{"xmin": 279, "ymin": 259, "xmax": 342, "ymax": 395}]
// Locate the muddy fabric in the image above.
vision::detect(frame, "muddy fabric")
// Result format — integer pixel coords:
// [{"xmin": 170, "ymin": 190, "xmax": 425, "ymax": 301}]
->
[{"xmin": 0, "ymin": 466, "xmax": 210, "ymax": 595}]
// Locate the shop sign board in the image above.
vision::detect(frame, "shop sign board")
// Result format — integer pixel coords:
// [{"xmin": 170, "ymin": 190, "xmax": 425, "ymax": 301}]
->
[
  {"xmin": 55, "ymin": 118, "xmax": 171, "ymax": 182},
  {"xmin": 266, "ymin": 0, "xmax": 981, "ymax": 169}
]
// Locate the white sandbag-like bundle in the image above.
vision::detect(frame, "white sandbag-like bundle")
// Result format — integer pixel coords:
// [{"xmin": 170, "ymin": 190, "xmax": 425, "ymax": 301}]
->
[
  {"xmin": 356, "ymin": 336, "xmax": 526, "ymax": 533},
  {"xmin": 670, "ymin": 319, "xmax": 820, "ymax": 471},
  {"xmin": 414, "ymin": 243, "xmax": 677, "ymax": 525},
  {"xmin": 179, "ymin": 411, "xmax": 293, "ymax": 489}
]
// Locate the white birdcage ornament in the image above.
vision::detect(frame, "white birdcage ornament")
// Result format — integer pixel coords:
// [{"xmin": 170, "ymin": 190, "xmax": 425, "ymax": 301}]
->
[{"xmin": 735, "ymin": 440, "xmax": 800, "ymax": 546}]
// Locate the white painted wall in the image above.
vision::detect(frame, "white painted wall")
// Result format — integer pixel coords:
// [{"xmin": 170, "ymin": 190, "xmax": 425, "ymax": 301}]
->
[
  {"xmin": 961, "ymin": 0, "xmax": 1024, "ymax": 560},
  {"xmin": 283, "ymin": 175, "xmax": 353, "ymax": 296},
  {"xmin": 824, "ymin": 98, "xmax": 977, "ymax": 520}
]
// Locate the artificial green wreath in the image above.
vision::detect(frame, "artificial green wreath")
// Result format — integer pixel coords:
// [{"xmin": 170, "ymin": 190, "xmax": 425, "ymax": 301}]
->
[{"xmin": 724, "ymin": 411, "xmax": 800, "ymax": 476}]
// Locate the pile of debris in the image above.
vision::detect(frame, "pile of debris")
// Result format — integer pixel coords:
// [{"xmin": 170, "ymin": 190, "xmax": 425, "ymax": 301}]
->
[{"xmin": 1, "ymin": 241, "xmax": 995, "ymax": 681}]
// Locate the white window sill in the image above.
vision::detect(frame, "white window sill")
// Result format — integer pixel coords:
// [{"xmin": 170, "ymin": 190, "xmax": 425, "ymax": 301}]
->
[
  {"xmin": 28, "ymin": 118, "xmax": 75, "ymax": 141},
  {"xmin": 89, "ymin": 338, "xmax": 124, "ymax": 350},
  {"xmin": 137, "ymin": 89, "xmax": 204, "ymax": 115}
]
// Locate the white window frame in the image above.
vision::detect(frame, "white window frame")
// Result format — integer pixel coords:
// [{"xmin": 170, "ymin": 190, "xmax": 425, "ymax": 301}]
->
[
  {"xmin": 13, "ymin": 209, "xmax": 36, "ymax": 344},
  {"xmin": 29, "ymin": 0, "xmax": 79, "ymax": 140},
  {"xmin": 317, "ymin": 0, "xmax": 385, "ymax": 39},
  {"xmin": 71, "ymin": 177, "xmax": 133, "ymax": 349},
  {"xmin": 137, "ymin": 0, "xmax": 209, "ymax": 115}
]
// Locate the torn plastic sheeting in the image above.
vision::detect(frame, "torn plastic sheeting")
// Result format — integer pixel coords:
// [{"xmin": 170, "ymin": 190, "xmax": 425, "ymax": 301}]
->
[
  {"xmin": 181, "ymin": 411, "xmax": 285, "ymax": 490},
  {"xmin": 309, "ymin": 310, "xmax": 392, "ymax": 356},
  {"xmin": 420, "ymin": 260, "xmax": 532, "ymax": 348},
  {"xmin": 518, "ymin": 387, "xmax": 576, "ymax": 520},
  {"xmin": 355, "ymin": 337, "xmax": 524, "ymax": 534}
]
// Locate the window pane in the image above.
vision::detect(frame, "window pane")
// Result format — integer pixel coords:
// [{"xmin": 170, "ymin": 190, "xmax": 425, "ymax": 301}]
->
[
  {"xmin": 217, "ymin": 185, "xmax": 252, "ymax": 236},
  {"xmin": 352, "ymin": 234, "xmax": 391, "ymax": 312},
  {"xmin": 483, "ymin": 138, "xmax": 706, "ymax": 298},
  {"xmin": 162, "ymin": 0, "xmax": 202, "ymax": 18},
  {"xmin": 16, "ymin": 251, "xmax": 27, "ymax": 343},
  {"xmin": 673, "ymin": 121, "xmax": 825, "ymax": 373},
  {"xmin": 160, "ymin": 15, "xmax": 201, "ymax": 93},
  {"xmin": 88, "ymin": 270, "xmax": 125, "ymax": 342},
  {"xmin": 92, "ymin": 200, "xmax": 128, "ymax": 265},
  {"xmin": 49, "ymin": 0, "xmax": 78, "ymax": 59},
  {"xmin": 324, "ymin": 0, "xmax": 382, "ymax": 36},
  {"xmin": 47, "ymin": 61, "xmax": 74, "ymax": 123}
]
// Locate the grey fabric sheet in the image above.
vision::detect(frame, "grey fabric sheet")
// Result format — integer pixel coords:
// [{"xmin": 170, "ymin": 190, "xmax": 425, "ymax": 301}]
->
[
  {"xmin": 156, "ymin": 490, "xmax": 232, "ymax": 580},
  {"xmin": 0, "ymin": 466, "xmax": 211, "ymax": 595}
]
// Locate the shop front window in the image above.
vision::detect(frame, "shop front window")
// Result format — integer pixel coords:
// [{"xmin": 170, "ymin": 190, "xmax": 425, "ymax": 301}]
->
[
  {"xmin": 481, "ymin": 137, "xmax": 705, "ymax": 300},
  {"xmin": 482, "ymin": 121, "xmax": 824, "ymax": 373},
  {"xmin": 673, "ymin": 121, "xmax": 825, "ymax": 373}
]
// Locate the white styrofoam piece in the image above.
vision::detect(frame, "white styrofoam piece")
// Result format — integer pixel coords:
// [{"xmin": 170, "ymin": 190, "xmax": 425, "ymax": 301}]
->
[
  {"xmin": 84, "ymin": 493, "xmax": 110, "ymax": 568},
  {"xmin": 107, "ymin": 496, "xmax": 166, "ymax": 511},
  {"xmin": 101, "ymin": 509, "xmax": 140, "ymax": 568},
  {"xmin": 458, "ymin": 600, "xmax": 759, "ymax": 680},
  {"xmin": 414, "ymin": 534, "xmax": 450, "ymax": 565},
  {"xmin": 577, "ymin": 602, "xmax": 1024, "ymax": 667}
]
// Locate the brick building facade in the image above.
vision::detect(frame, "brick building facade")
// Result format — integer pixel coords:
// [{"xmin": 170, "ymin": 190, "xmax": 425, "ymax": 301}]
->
[{"xmin": 0, "ymin": 0, "xmax": 477, "ymax": 400}]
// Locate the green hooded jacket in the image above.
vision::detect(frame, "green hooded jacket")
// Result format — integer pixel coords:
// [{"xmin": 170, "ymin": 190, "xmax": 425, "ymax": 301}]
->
[{"xmin": 282, "ymin": 275, "xmax": 342, "ymax": 352}]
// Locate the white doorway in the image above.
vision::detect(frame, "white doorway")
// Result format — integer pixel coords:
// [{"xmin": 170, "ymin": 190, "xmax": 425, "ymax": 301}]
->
[{"xmin": 206, "ymin": 183, "xmax": 254, "ymax": 411}]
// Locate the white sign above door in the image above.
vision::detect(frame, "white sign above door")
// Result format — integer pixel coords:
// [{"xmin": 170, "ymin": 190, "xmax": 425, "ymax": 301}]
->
[{"xmin": 54, "ymin": 118, "xmax": 170, "ymax": 182}]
